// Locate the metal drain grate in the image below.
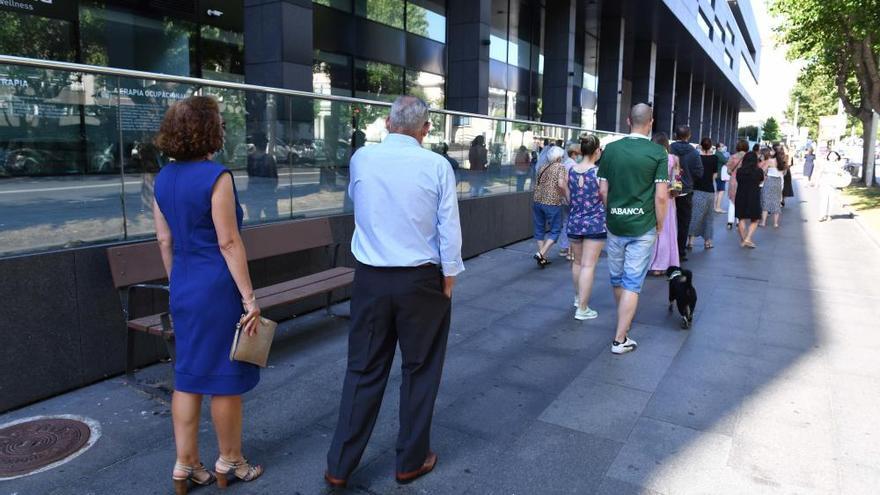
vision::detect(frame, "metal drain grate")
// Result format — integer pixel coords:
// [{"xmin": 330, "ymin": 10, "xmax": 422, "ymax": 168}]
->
[{"xmin": 0, "ymin": 418, "xmax": 91, "ymax": 478}]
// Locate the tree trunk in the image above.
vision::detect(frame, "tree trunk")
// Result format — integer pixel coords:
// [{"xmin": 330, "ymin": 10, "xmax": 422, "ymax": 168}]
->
[{"xmin": 863, "ymin": 112, "xmax": 878, "ymax": 187}]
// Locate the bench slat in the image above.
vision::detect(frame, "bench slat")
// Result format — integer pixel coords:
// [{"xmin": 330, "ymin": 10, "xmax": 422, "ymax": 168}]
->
[{"xmin": 127, "ymin": 268, "xmax": 354, "ymax": 336}]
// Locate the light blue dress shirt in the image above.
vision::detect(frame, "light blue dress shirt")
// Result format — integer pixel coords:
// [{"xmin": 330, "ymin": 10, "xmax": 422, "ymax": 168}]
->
[{"xmin": 349, "ymin": 133, "xmax": 465, "ymax": 276}]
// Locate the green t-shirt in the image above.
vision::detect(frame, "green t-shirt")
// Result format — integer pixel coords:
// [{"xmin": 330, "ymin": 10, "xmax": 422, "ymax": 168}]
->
[{"xmin": 597, "ymin": 135, "xmax": 668, "ymax": 237}]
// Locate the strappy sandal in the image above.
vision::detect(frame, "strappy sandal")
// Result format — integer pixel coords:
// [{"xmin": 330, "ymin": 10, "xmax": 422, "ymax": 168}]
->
[
  {"xmin": 172, "ymin": 462, "xmax": 216, "ymax": 495},
  {"xmin": 215, "ymin": 456, "xmax": 264, "ymax": 488},
  {"xmin": 704, "ymin": 241, "xmax": 714, "ymax": 249}
]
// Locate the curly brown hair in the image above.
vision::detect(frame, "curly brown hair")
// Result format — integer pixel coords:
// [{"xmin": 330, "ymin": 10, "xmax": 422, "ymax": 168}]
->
[{"xmin": 155, "ymin": 96, "xmax": 224, "ymax": 161}]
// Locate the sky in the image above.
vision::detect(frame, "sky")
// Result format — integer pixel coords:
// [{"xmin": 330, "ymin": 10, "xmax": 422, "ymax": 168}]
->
[{"xmin": 738, "ymin": 0, "xmax": 802, "ymax": 127}]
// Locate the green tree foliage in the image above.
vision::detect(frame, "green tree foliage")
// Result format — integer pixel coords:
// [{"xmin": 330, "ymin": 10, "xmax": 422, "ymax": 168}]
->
[
  {"xmin": 786, "ymin": 70, "xmax": 839, "ymax": 138},
  {"xmin": 762, "ymin": 117, "xmax": 781, "ymax": 142},
  {"xmin": 772, "ymin": 0, "xmax": 879, "ymax": 116}
]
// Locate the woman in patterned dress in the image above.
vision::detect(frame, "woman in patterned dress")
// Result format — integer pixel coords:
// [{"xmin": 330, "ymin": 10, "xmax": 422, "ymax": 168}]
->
[{"xmin": 560, "ymin": 134, "xmax": 606, "ymax": 321}]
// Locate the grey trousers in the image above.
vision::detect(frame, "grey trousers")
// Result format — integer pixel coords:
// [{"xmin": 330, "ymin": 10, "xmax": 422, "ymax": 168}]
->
[{"xmin": 326, "ymin": 262, "xmax": 451, "ymax": 478}]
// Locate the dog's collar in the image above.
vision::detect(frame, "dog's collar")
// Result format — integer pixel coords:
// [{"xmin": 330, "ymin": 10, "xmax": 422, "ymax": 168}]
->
[{"xmin": 668, "ymin": 270, "xmax": 683, "ymax": 281}]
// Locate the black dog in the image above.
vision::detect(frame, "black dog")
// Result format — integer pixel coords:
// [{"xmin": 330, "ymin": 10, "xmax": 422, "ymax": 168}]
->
[{"xmin": 666, "ymin": 266, "xmax": 697, "ymax": 329}]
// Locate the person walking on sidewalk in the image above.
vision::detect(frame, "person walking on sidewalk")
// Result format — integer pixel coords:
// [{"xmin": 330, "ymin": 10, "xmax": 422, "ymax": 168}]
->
[
  {"xmin": 648, "ymin": 132, "xmax": 680, "ymax": 275},
  {"xmin": 669, "ymin": 125, "xmax": 703, "ymax": 261},
  {"xmin": 735, "ymin": 151, "xmax": 764, "ymax": 248},
  {"xmin": 688, "ymin": 137, "xmax": 718, "ymax": 250},
  {"xmin": 713, "ymin": 142, "xmax": 729, "ymax": 213},
  {"xmin": 725, "ymin": 140, "xmax": 749, "ymax": 229},
  {"xmin": 560, "ymin": 134, "xmax": 606, "ymax": 320},
  {"xmin": 532, "ymin": 146, "xmax": 567, "ymax": 267},
  {"xmin": 153, "ymin": 96, "xmax": 264, "ymax": 494},
  {"xmin": 598, "ymin": 103, "xmax": 669, "ymax": 354},
  {"xmin": 325, "ymin": 96, "xmax": 464, "ymax": 488},
  {"xmin": 761, "ymin": 147, "xmax": 787, "ymax": 228},
  {"xmin": 557, "ymin": 143, "xmax": 582, "ymax": 260}
]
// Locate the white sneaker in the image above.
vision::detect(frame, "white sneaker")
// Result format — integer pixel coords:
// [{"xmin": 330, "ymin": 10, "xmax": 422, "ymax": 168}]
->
[
  {"xmin": 611, "ymin": 337, "xmax": 638, "ymax": 354},
  {"xmin": 574, "ymin": 307, "xmax": 598, "ymax": 320}
]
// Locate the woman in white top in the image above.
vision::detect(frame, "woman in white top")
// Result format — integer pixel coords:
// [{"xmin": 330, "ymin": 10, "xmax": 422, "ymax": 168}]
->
[{"xmin": 816, "ymin": 151, "xmax": 846, "ymax": 221}]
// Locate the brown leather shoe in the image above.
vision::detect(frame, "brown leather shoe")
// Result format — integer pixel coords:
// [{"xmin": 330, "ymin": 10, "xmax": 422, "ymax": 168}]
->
[
  {"xmin": 324, "ymin": 471, "xmax": 347, "ymax": 488},
  {"xmin": 395, "ymin": 451, "xmax": 438, "ymax": 484}
]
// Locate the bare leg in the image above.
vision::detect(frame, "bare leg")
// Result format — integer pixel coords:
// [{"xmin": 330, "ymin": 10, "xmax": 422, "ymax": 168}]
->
[
  {"xmin": 570, "ymin": 240, "xmax": 583, "ymax": 297},
  {"xmin": 772, "ymin": 212, "xmax": 780, "ymax": 228},
  {"xmin": 539, "ymin": 239, "xmax": 556, "ymax": 258},
  {"xmin": 172, "ymin": 391, "xmax": 203, "ymax": 476},
  {"xmin": 578, "ymin": 240, "xmax": 604, "ymax": 310},
  {"xmin": 737, "ymin": 220, "xmax": 747, "ymax": 243},
  {"xmin": 210, "ymin": 395, "xmax": 244, "ymax": 461},
  {"xmin": 615, "ymin": 290, "xmax": 640, "ymax": 342},
  {"xmin": 613, "ymin": 286, "xmax": 623, "ymax": 305},
  {"xmin": 744, "ymin": 220, "xmax": 759, "ymax": 243},
  {"xmin": 760, "ymin": 211, "xmax": 768, "ymax": 227}
]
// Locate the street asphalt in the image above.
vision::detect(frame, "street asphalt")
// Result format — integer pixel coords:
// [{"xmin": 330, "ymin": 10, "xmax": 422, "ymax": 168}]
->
[{"xmin": 2, "ymin": 171, "xmax": 879, "ymax": 494}]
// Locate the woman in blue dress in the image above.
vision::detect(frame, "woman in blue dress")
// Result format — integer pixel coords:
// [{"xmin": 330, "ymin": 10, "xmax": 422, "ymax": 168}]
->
[{"xmin": 153, "ymin": 96, "xmax": 264, "ymax": 494}]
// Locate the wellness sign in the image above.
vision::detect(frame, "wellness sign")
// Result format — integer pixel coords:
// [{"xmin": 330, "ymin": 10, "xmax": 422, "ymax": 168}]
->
[{"xmin": 0, "ymin": 0, "xmax": 77, "ymax": 20}]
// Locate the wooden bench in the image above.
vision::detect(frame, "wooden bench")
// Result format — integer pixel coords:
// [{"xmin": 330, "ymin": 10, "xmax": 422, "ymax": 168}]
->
[{"xmin": 107, "ymin": 217, "xmax": 354, "ymax": 375}]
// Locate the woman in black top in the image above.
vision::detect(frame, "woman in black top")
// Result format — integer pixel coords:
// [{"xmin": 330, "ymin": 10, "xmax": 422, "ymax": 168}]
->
[
  {"xmin": 688, "ymin": 137, "xmax": 718, "ymax": 249},
  {"xmin": 735, "ymin": 151, "xmax": 764, "ymax": 248}
]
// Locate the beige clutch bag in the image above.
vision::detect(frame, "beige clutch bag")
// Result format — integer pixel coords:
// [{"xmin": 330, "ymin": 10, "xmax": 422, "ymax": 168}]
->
[{"xmin": 229, "ymin": 316, "xmax": 278, "ymax": 367}]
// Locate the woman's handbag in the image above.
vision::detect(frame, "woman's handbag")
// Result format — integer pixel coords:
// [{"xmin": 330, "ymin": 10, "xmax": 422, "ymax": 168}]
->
[
  {"xmin": 830, "ymin": 168, "xmax": 853, "ymax": 189},
  {"xmin": 229, "ymin": 316, "xmax": 278, "ymax": 367}
]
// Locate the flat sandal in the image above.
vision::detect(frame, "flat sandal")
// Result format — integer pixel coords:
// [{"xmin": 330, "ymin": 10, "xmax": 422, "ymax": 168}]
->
[{"xmin": 172, "ymin": 462, "xmax": 216, "ymax": 495}]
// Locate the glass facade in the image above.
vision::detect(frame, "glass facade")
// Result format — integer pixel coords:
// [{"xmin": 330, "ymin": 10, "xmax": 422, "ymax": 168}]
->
[
  {"xmin": 0, "ymin": 1, "xmax": 244, "ymax": 81},
  {"xmin": 0, "ymin": 60, "xmax": 609, "ymax": 257},
  {"xmin": 697, "ymin": 9, "xmax": 712, "ymax": 40},
  {"xmin": 488, "ymin": 0, "xmax": 543, "ymax": 121}
]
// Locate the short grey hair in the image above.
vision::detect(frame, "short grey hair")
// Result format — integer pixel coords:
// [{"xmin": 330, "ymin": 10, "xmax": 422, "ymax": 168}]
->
[
  {"xmin": 388, "ymin": 96, "xmax": 429, "ymax": 133},
  {"xmin": 630, "ymin": 103, "xmax": 653, "ymax": 127},
  {"xmin": 546, "ymin": 145, "xmax": 565, "ymax": 163}
]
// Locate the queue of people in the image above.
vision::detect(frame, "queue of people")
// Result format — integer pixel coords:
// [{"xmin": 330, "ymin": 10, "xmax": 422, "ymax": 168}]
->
[{"xmin": 155, "ymin": 93, "xmax": 829, "ymax": 495}]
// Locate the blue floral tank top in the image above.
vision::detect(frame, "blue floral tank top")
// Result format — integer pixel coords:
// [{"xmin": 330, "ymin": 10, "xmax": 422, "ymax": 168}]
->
[{"xmin": 567, "ymin": 167, "xmax": 606, "ymax": 236}]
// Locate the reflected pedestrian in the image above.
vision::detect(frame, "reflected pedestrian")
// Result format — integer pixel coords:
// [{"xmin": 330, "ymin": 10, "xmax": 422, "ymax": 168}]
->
[
  {"xmin": 325, "ymin": 96, "xmax": 463, "ymax": 488},
  {"xmin": 468, "ymin": 135, "xmax": 488, "ymax": 197},
  {"xmin": 245, "ymin": 132, "xmax": 279, "ymax": 221},
  {"xmin": 560, "ymin": 134, "xmax": 605, "ymax": 320},
  {"xmin": 514, "ymin": 145, "xmax": 531, "ymax": 191},
  {"xmin": 598, "ymin": 104, "xmax": 669, "ymax": 354}
]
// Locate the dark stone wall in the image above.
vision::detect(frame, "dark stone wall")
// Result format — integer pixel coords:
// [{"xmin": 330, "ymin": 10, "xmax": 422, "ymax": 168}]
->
[{"xmin": 0, "ymin": 193, "xmax": 533, "ymax": 413}]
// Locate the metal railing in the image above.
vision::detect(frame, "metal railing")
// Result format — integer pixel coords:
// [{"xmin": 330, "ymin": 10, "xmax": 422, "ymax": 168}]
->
[{"xmin": 0, "ymin": 55, "xmax": 622, "ymax": 258}]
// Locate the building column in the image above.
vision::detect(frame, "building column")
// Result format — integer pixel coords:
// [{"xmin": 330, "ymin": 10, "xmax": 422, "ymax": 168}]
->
[
  {"xmin": 630, "ymin": 40, "xmax": 657, "ymax": 107},
  {"xmin": 596, "ymin": 14, "xmax": 626, "ymax": 132},
  {"xmin": 542, "ymin": 0, "xmax": 577, "ymax": 125},
  {"xmin": 704, "ymin": 88, "xmax": 715, "ymax": 139},
  {"xmin": 730, "ymin": 105, "xmax": 740, "ymax": 145},
  {"xmin": 689, "ymin": 79, "xmax": 705, "ymax": 142},
  {"xmin": 446, "ymin": 0, "xmax": 491, "ymax": 114},
  {"xmin": 714, "ymin": 95, "xmax": 724, "ymax": 144},
  {"xmin": 653, "ymin": 55, "xmax": 676, "ymax": 137},
  {"xmin": 673, "ymin": 68, "xmax": 692, "ymax": 132},
  {"xmin": 244, "ymin": 0, "xmax": 313, "ymax": 90}
]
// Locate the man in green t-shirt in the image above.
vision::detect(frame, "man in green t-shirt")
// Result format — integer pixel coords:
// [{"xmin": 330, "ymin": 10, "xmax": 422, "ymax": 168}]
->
[{"xmin": 598, "ymin": 103, "xmax": 669, "ymax": 354}]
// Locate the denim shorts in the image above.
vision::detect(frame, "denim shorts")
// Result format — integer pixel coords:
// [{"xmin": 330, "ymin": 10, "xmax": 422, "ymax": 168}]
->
[
  {"xmin": 606, "ymin": 228, "xmax": 657, "ymax": 293},
  {"xmin": 533, "ymin": 202, "xmax": 562, "ymax": 241}
]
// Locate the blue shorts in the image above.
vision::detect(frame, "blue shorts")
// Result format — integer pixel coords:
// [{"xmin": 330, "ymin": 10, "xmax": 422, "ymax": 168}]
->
[
  {"xmin": 606, "ymin": 229, "xmax": 657, "ymax": 293},
  {"xmin": 715, "ymin": 179, "xmax": 726, "ymax": 191}
]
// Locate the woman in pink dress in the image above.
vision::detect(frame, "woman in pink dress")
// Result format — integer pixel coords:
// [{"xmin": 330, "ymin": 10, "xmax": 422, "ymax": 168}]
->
[{"xmin": 649, "ymin": 133, "xmax": 680, "ymax": 275}]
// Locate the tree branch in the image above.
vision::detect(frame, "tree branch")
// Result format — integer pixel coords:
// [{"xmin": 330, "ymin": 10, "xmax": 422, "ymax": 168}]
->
[{"xmin": 860, "ymin": 35, "xmax": 880, "ymax": 111}]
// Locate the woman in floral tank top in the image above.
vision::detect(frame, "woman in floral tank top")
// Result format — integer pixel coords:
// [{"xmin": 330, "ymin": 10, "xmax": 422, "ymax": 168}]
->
[{"xmin": 559, "ymin": 134, "xmax": 606, "ymax": 320}]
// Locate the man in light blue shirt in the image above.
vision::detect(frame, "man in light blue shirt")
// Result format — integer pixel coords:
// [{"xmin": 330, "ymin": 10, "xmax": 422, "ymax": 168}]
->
[{"xmin": 326, "ymin": 96, "xmax": 463, "ymax": 488}]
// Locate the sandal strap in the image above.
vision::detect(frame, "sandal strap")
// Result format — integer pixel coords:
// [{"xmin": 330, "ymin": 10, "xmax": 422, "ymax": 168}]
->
[
  {"xmin": 174, "ymin": 462, "xmax": 216, "ymax": 485},
  {"xmin": 217, "ymin": 457, "xmax": 262, "ymax": 481}
]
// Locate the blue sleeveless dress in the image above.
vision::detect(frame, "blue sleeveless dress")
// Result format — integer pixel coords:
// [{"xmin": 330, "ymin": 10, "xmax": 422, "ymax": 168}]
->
[{"xmin": 154, "ymin": 161, "xmax": 260, "ymax": 395}]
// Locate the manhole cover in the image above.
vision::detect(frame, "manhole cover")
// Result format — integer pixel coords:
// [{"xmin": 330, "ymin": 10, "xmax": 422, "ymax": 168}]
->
[{"xmin": 0, "ymin": 417, "xmax": 93, "ymax": 479}]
